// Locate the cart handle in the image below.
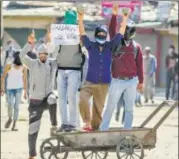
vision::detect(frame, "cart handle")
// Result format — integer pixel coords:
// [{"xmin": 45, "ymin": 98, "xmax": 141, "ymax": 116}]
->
[{"xmin": 140, "ymin": 101, "xmax": 178, "ymax": 131}]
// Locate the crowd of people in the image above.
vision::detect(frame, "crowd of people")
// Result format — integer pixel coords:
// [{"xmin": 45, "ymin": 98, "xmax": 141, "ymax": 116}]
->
[{"xmin": 0, "ymin": 3, "xmax": 178, "ymax": 159}]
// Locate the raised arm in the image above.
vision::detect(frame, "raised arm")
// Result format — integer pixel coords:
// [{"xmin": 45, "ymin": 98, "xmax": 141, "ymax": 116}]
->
[
  {"xmin": 77, "ymin": 10, "xmax": 92, "ymax": 50},
  {"xmin": 118, "ymin": 8, "xmax": 130, "ymax": 36},
  {"xmin": 109, "ymin": 6, "xmax": 129, "ymax": 49},
  {"xmin": 19, "ymin": 32, "xmax": 37, "ymax": 69},
  {"xmin": 109, "ymin": 4, "xmax": 118, "ymax": 40},
  {"xmin": 78, "ymin": 9, "xmax": 86, "ymax": 36}
]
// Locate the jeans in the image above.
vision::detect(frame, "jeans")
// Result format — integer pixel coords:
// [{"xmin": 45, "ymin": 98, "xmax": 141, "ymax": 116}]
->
[
  {"xmin": 100, "ymin": 77, "xmax": 138, "ymax": 131},
  {"xmin": 6, "ymin": 88, "xmax": 23, "ymax": 121},
  {"xmin": 28, "ymin": 96, "xmax": 57, "ymax": 157},
  {"xmin": 57, "ymin": 70, "xmax": 80, "ymax": 127},
  {"xmin": 166, "ymin": 72, "xmax": 175, "ymax": 100}
]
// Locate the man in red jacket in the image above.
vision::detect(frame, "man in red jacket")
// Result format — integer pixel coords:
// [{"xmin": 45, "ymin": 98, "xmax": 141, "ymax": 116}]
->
[{"xmin": 100, "ymin": 4, "xmax": 143, "ymax": 130}]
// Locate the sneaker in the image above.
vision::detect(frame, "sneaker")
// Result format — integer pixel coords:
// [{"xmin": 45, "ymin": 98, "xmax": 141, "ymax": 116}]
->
[
  {"xmin": 66, "ymin": 125, "xmax": 76, "ymax": 132},
  {"xmin": 50, "ymin": 126, "xmax": 57, "ymax": 136},
  {"xmin": 57, "ymin": 124, "xmax": 68, "ymax": 132}
]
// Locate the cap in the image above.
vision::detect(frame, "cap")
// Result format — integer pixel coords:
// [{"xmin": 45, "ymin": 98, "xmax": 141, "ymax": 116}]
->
[{"xmin": 37, "ymin": 43, "xmax": 48, "ymax": 54}]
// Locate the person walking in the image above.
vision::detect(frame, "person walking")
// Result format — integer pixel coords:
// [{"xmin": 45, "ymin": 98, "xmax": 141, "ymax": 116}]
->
[
  {"xmin": 1, "ymin": 52, "xmax": 27, "ymax": 131},
  {"xmin": 77, "ymin": 5, "xmax": 128, "ymax": 131},
  {"xmin": 100, "ymin": 4, "xmax": 143, "ymax": 131},
  {"xmin": 143, "ymin": 46, "xmax": 157, "ymax": 104},
  {"xmin": 19, "ymin": 32, "xmax": 58, "ymax": 159},
  {"xmin": 165, "ymin": 45, "xmax": 178, "ymax": 100}
]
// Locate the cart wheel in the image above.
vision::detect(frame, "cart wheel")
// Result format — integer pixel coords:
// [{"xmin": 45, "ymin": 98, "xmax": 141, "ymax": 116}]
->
[
  {"xmin": 40, "ymin": 136, "xmax": 69, "ymax": 159},
  {"xmin": 116, "ymin": 135, "xmax": 144, "ymax": 159},
  {"xmin": 82, "ymin": 150, "xmax": 108, "ymax": 159}
]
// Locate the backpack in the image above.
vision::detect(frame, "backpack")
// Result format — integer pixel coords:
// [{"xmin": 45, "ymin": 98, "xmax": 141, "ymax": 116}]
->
[
  {"xmin": 112, "ymin": 40, "xmax": 139, "ymax": 59},
  {"xmin": 58, "ymin": 44, "xmax": 86, "ymax": 81}
]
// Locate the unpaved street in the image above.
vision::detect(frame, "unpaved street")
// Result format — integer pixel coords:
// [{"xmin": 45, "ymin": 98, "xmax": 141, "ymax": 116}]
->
[{"xmin": 1, "ymin": 89, "xmax": 178, "ymax": 159}]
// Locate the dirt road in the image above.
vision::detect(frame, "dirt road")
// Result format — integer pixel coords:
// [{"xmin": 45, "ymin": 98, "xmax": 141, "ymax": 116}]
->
[{"xmin": 1, "ymin": 91, "xmax": 178, "ymax": 159}]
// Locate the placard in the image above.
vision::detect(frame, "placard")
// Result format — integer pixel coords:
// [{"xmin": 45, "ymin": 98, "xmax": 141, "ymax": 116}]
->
[{"xmin": 51, "ymin": 24, "xmax": 80, "ymax": 45}]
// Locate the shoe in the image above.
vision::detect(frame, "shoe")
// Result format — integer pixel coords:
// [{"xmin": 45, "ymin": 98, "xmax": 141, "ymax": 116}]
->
[
  {"xmin": 144, "ymin": 99, "xmax": 148, "ymax": 103},
  {"xmin": 82, "ymin": 126, "xmax": 93, "ymax": 132},
  {"xmin": 50, "ymin": 126, "xmax": 57, "ymax": 136},
  {"xmin": 136, "ymin": 102, "xmax": 142, "ymax": 107},
  {"xmin": 66, "ymin": 125, "xmax": 76, "ymax": 132},
  {"xmin": 151, "ymin": 100, "xmax": 154, "ymax": 104},
  {"xmin": 11, "ymin": 121, "xmax": 18, "ymax": 131},
  {"xmin": 57, "ymin": 124, "xmax": 68, "ymax": 132},
  {"xmin": 5, "ymin": 118, "xmax": 12, "ymax": 129}
]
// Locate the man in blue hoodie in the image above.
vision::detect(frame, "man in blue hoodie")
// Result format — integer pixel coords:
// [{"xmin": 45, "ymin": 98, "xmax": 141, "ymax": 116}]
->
[{"xmin": 77, "ymin": 7, "xmax": 129, "ymax": 131}]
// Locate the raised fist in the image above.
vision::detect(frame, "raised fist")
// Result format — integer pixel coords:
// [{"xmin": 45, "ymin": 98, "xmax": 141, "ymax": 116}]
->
[{"xmin": 112, "ymin": 3, "xmax": 118, "ymax": 15}]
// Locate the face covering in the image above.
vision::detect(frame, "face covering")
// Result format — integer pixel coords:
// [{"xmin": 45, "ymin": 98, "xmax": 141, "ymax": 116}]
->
[{"xmin": 95, "ymin": 34, "xmax": 107, "ymax": 45}]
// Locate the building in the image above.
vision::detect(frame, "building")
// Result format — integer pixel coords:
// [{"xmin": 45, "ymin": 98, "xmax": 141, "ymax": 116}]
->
[{"xmin": 2, "ymin": 1, "xmax": 178, "ymax": 87}]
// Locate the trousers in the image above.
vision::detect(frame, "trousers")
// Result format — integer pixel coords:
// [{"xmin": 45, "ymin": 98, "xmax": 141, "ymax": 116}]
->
[
  {"xmin": 79, "ymin": 81, "xmax": 109, "ymax": 130},
  {"xmin": 28, "ymin": 94, "xmax": 57, "ymax": 157}
]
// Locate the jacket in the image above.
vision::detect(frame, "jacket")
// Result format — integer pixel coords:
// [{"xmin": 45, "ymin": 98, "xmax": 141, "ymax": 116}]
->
[{"xmin": 20, "ymin": 43, "xmax": 57, "ymax": 100}]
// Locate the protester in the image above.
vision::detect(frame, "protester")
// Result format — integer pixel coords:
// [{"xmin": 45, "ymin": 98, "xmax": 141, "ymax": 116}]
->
[
  {"xmin": 165, "ymin": 45, "xmax": 178, "ymax": 100},
  {"xmin": 19, "ymin": 32, "xmax": 58, "ymax": 159},
  {"xmin": 143, "ymin": 46, "xmax": 157, "ymax": 104},
  {"xmin": 1, "ymin": 52, "xmax": 27, "ymax": 131},
  {"xmin": 78, "ymin": 4, "xmax": 128, "ymax": 131},
  {"xmin": 100, "ymin": 4, "xmax": 143, "ymax": 131},
  {"xmin": 51, "ymin": 10, "xmax": 85, "ymax": 132},
  {"xmin": 2, "ymin": 40, "xmax": 17, "ymax": 104}
]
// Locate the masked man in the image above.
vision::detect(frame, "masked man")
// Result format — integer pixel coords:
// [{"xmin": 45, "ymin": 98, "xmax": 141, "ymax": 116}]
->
[
  {"xmin": 51, "ymin": 10, "xmax": 85, "ymax": 132},
  {"xmin": 100, "ymin": 5, "xmax": 143, "ymax": 131},
  {"xmin": 77, "ymin": 7, "xmax": 129, "ymax": 131},
  {"xmin": 19, "ymin": 33, "xmax": 57, "ymax": 159}
]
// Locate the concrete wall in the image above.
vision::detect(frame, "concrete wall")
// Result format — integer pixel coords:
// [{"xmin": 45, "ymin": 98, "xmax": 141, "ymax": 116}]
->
[
  {"xmin": 3, "ymin": 16, "xmax": 55, "ymax": 29},
  {"xmin": 135, "ymin": 33, "xmax": 157, "ymax": 56}
]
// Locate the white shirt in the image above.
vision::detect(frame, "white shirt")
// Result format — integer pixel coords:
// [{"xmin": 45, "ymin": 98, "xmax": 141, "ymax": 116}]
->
[{"xmin": 7, "ymin": 65, "xmax": 23, "ymax": 89}]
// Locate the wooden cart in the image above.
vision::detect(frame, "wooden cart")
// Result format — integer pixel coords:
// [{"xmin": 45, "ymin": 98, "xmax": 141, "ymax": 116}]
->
[{"xmin": 40, "ymin": 101, "xmax": 178, "ymax": 159}]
